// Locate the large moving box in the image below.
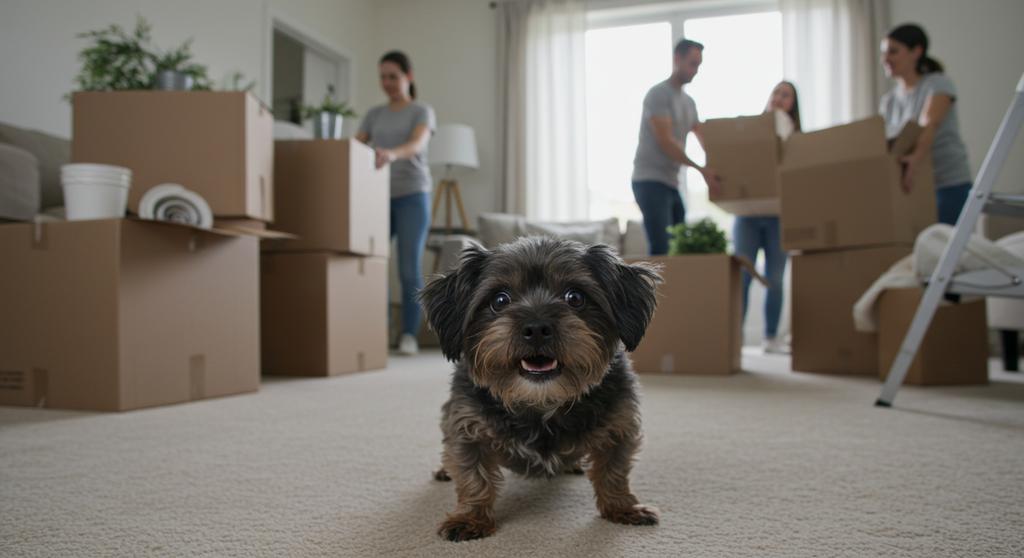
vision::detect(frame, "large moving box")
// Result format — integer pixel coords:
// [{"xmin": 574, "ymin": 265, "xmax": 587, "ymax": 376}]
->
[
  {"xmin": 629, "ymin": 254, "xmax": 758, "ymax": 375},
  {"xmin": 791, "ymin": 245, "xmax": 910, "ymax": 375},
  {"xmin": 0, "ymin": 219, "xmax": 261, "ymax": 411},
  {"xmin": 780, "ymin": 117, "xmax": 936, "ymax": 251},
  {"xmin": 261, "ymin": 252, "xmax": 388, "ymax": 376},
  {"xmin": 72, "ymin": 91, "xmax": 274, "ymax": 221},
  {"xmin": 265, "ymin": 140, "xmax": 390, "ymax": 257},
  {"xmin": 878, "ymin": 288, "xmax": 988, "ymax": 385},
  {"xmin": 703, "ymin": 112, "xmax": 790, "ymax": 216}
]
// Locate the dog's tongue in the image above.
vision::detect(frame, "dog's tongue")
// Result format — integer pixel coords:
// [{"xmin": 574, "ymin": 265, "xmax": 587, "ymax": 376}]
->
[{"xmin": 521, "ymin": 358, "xmax": 558, "ymax": 373}]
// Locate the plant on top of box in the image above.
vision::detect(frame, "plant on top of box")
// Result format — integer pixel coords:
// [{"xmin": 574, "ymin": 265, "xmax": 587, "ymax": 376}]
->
[
  {"xmin": 668, "ymin": 218, "xmax": 727, "ymax": 255},
  {"xmin": 151, "ymin": 39, "xmax": 213, "ymax": 91},
  {"xmin": 71, "ymin": 16, "xmax": 155, "ymax": 93},
  {"xmin": 303, "ymin": 85, "xmax": 358, "ymax": 139}
]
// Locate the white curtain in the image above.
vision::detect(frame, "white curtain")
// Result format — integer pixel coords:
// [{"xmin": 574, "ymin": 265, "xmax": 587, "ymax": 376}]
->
[
  {"xmin": 497, "ymin": 0, "xmax": 588, "ymax": 221},
  {"xmin": 781, "ymin": 0, "xmax": 890, "ymax": 131}
]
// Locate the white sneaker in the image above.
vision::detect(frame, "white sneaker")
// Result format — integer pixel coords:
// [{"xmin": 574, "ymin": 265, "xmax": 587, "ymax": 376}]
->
[
  {"xmin": 763, "ymin": 336, "xmax": 790, "ymax": 355},
  {"xmin": 398, "ymin": 334, "xmax": 419, "ymax": 356}
]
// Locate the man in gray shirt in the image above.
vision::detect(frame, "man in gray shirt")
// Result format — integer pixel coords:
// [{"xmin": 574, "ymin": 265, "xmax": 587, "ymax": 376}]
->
[{"xmin": 632, "ymin": 39, "xmax": 720, "ymax": 255}]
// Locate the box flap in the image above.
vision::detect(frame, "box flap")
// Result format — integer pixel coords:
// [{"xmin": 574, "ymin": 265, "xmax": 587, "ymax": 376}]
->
[
  {"xmin": 128, "ymin": 217, "xmax": 287, "ymax": 239},
  {"xmin": 781, "ymin": 116, "xmax": 887, "ymax": 169},
  {"xmin": 888, "ymin": 121, "xmax": 923, "ymax": 158},
  {"xmin": 732, "ymin": 255, "xmax": 769, "ymax": 286}
]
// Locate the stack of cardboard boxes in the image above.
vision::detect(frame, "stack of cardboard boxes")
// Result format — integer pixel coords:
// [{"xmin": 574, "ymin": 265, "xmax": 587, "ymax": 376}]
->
[
  {"xmin": 261, "ymin": 140, "xmax": 390, "ymax": 377},
  {"xmin": 0, "ymin": 91, "xmax": 274, "ymax": 411}
]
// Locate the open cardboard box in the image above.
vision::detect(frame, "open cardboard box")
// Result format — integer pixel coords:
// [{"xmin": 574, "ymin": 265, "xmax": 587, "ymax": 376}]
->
[
  {"xmin": 779, "ymin": 116, "xmax": 936, "ymax": 251},
  {"xmin": 72, "ymin": 91, "xmax": 274, "ymax": 222},
  {"xmin": 627, "ymin": 254, "xmax": 766, "ymax": 375},
  {"xmin": 0, "ymin": 218, "xmax": 262, "ymax": 411}
]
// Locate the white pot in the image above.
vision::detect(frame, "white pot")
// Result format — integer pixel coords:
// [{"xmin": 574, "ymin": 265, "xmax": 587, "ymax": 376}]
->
[{"xmin": 62, "ymin": 181, "xmax": 130, "ymax": 221}]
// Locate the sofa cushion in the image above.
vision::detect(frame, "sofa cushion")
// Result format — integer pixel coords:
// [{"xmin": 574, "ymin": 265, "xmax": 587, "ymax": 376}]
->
[
  {"xmin": 477, "ymin": 212, "xmax": 523, "ymax": 248},
  {"xmin": 523, "ymin": 217, "xmax": 620, "ymax": 249},
  {"xmin": 0, "ymin": 144, "xmax": 40, "ymax": 221},
  {"xmin": 0, "ymin": 122, "xmax": 69, "ymax": 209}
]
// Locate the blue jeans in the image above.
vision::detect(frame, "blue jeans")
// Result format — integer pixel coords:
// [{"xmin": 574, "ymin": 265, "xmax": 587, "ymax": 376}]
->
[
  {"xmin": 632, "ymin": 180, "xmax": 685, "ymax": 255},
  {"xmin": 391, "ymin": 192, "xmax": 431, "ymax": 336},
  {"xmin": 937, "ymin": 182, "xmax": 971, "ymax": 226},
  {"xmin": 733, "ymin": 216, "xmax": 787, "ymax": 338}
]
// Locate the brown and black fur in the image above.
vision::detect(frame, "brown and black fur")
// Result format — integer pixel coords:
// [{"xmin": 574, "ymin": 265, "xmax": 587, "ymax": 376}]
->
[{"xmin": 419, "ymin": 237, "xmax": 661, "ymax": 541}]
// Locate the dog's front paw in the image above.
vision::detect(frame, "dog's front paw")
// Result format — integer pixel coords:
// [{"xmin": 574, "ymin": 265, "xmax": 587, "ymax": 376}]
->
[
  {"xmin": 602, "ymin": 504, "xmax": 660, "ymax": 526},
  {"xmin": 438, "ymin": 515, "xmax": 497, "ymax": 541}
]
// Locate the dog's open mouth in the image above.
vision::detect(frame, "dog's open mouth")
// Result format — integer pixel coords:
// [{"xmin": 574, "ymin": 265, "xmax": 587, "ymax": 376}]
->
[{"xmin": 520, "ymin": 355, "xmax": 561, "ymax": 381}]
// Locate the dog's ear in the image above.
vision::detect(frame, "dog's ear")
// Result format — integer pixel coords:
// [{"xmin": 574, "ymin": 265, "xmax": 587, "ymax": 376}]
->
[
  {"xmin": 418, "ymin": 245, "xmax": 491, "ymax": 362},
  {"xmin": 583, "ymin": 245, "xmax": 662, "ymax": 352}
]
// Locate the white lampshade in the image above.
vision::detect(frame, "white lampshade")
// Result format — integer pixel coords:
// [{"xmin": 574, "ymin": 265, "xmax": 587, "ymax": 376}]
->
[{"xmin": 430, "ymin": 124, "xmax": 479, "ymax": 169}]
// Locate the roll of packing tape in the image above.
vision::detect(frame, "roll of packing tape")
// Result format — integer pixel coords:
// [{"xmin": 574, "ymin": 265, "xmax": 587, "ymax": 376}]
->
[{"xmin": 139, "ymin": 183, "xmax": 213, "ymax": 229}]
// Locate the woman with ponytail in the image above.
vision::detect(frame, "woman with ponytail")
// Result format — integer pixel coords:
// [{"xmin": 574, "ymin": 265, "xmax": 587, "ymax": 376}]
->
[
  {"xmin": 880, "ymin": 23, "xmax": 972, "ymax": 225},
  {"xmin": 355, "ymin": 50, "xmax": 436, "ymax": 355}
]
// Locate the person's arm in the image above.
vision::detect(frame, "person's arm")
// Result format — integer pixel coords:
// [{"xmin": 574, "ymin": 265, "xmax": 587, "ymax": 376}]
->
[
  {"xmin": 373, "ymin": 123, "xmax": 431, "ymax": 169},
  {"xmin": 354, "ymin": 130, "xmax": 370, "ymax": 143},
  {"xmin": 898, "ymin": 94, "xmax": 952, "ymax": 192},
  {"xmin": 650, "ymin": 117, "xmax": 721, "ymax": 194}
]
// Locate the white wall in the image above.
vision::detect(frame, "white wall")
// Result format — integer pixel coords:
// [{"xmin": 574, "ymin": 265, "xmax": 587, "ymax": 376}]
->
[
  {"xmin": 0, "ymin": 0, "xmax": 377, "ymax": 139},
  {"xmin": 889, "ymin": 0, "xmax": 1024, "ymax": 195}
]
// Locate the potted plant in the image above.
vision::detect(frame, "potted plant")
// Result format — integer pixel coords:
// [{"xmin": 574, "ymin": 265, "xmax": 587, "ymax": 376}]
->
[
  {"xmin": 303, "ymin": 85, "xmax": 358, "ymax": 139},
  {"xmin": 71, "ymin": 16, "xmax": 155, "ymax": 93},
  {"xmin": 667, "ymin": 218, "xmax": 728, "ymax": 255},
  {"xmin": 151, "ymin": 39, "xmax": 212, "ymax": 91}
]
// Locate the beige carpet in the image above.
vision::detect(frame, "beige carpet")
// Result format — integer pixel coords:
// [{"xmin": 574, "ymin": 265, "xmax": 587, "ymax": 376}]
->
[{"xmin": 2, "ymin": 350, "xmax": 1023, "ymax": 557}]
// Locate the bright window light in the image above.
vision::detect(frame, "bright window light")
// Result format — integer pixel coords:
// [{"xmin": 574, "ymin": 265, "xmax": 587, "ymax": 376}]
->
[{"xmin": 584, "ymin": 11, "xmax": 783, "ymax": 236}]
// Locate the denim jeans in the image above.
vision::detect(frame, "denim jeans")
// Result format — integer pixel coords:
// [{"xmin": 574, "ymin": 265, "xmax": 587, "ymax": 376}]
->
[
  {"xmin": 632, "ymin": 180, "xmax": 685, "ymax": 255},
  {"xmin": 391, "ymin": 192, "xmax": 431, "ymax": 336},
  {"xmin": 733, "ymin": 215, "xmax": 787, "ymax": 338},
  {"xmin": 936, "ymin": 182, "xmax": 972, "ymax": 226}
]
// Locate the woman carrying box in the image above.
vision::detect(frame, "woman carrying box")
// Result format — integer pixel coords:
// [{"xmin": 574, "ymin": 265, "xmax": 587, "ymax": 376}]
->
[
  {"xmin": 355, "ymin": 50, "xmax": 436, "ymax": 356},
  {"xmin": 734, "ymin": 81, "xmax": 800, "ymax": 355},
  {"xmin": 879, "ymin": 23, "xmax": 971, "ymax": 226}
]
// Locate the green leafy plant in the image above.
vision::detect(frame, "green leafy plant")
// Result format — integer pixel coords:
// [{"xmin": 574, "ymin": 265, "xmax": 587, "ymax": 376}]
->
[
  {"xmin": 667, "ymin": 218, "xmax": 728, "ymax": 255},
  {"xmin": 71, "ymin": 16, "xmax": 155, "ymax": 92},
  {"xmin": 302, "ymin": 84, "xmax": 358, "ymax": 119},
  {"xmin": 151, "ymin": 39, "xmax": 213, "ymax": 90},
  {"xmin": 223, "ymin": 71, "xmax": 257, "ymax": 93}
]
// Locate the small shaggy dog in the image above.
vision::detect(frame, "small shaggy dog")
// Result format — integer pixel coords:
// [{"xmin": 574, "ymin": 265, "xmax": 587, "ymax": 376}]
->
[{"xmin": 419, "ymin": 237, "xmax": 661, "ymax": 541}]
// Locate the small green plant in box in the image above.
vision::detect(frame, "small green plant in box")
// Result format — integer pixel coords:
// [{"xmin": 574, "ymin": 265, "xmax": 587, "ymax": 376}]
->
[
  {"xmin": 667, "ymin": 218, "xmax": 727, "ymax": 255},
  {"xmin": 302, "ymin": 84, "xmax": 358, "ymax": 120},
  {"xmin": 71, "ymin": 16, "xmax": 155, "ymax": 92}
]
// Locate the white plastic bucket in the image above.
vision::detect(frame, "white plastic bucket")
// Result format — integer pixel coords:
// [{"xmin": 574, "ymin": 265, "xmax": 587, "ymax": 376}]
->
[{"xmin": 62, "ymin": 181, "xmax": 130, "ymax": 220}]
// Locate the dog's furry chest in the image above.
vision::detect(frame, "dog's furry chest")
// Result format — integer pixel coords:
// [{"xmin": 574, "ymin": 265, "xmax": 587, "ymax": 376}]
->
[{"xmin": 489, "ymin": 413, "xmax": 591, "ymax": 478}]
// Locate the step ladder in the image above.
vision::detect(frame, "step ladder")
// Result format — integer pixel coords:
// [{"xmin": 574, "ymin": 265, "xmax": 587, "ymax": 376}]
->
[{"xmin": 876, "ymin": 72, "xmax": 1024, "ymax": 407}]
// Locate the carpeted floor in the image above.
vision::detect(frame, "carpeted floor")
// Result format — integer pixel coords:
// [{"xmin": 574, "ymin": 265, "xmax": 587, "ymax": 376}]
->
[{"xmin": 2, "ymin": 350, "xmax": 1023, "ymax": 557}]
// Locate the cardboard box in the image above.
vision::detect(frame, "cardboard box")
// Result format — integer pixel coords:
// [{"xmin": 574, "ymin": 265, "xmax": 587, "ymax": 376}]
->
[
  {"xmin": 628, "ymin": 254, "xmax": 753, "ymax": 375},
  {"xmin": 72, "ymin": 91, "xmax": 274, "ymax": 221},
  {"xmin": 261, "ymin": 252, "xmax": 388, "ymax": 376},
  {"xmin": 878, "ymin": 288, "xmax": 988, "ymax": 385},
  {"xmin": 264, "ymin": 140, "xmax": 389, "ymax": 257},
  {"xmin": 0, "ymin": 219, "xmax": 260, "ymax": 411},
  {"xmin": 791, "ymin": 245, "xmax": 910, "ymax": 375},
  {"xmin": 703, "ymin": 112, "xmax": 786, "ymax": 215},
  {"xmin": 779, "ymin": 116, "xmax": 936, "ymax": 251}
]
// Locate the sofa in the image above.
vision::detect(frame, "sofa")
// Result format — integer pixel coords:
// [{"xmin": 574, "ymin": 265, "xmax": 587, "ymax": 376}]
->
[{"xmin": 0, "ymin": 122, "xmax": 69, "ymax": 221}]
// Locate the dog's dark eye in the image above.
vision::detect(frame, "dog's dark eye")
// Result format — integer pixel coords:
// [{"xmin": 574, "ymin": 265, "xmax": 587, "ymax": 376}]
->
[
  {"xmin": 490, "ymin": 291, "xmax": 512, "ymax": 312},
  {"xmin": 564, "ymin": 289, "xmax": 585, "ymax": 308}
]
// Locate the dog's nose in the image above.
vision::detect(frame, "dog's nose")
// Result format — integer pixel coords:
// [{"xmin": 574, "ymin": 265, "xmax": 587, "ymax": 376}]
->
[{"xmin": 521, "ymin": 320, "xmax": 554, "ymax": 344}]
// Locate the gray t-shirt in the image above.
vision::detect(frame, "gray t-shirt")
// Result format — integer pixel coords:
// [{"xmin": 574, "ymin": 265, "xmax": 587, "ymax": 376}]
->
[
  {"xmin": 880, "ymin": 73, "xmax": 971, "ymax": 188},
  {"xmin": 632, "ymin": 80, "xmax": 699, "ymax": 186},
  {"xmin": 357, "ymin": 101, "xmax": 436, "ymax": 198}
]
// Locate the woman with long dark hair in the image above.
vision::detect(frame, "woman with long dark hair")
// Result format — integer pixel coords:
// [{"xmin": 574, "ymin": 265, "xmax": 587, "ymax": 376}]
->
[
  {"xmin": 734, "ymin": 81, "xmax": 800, "ymax": 354},
  {"xmin": 355, "ymin": 51, "xmax": 436, "ymax": 355},
  {"xmin": 880, "ymin": 23, "xmax": 971, "ymax": 225}
]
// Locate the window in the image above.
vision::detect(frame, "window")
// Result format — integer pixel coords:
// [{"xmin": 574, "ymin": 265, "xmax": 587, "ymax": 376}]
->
[{"xmin": 584, "ymin": 5, "xmax": 783, "ymax": 236}]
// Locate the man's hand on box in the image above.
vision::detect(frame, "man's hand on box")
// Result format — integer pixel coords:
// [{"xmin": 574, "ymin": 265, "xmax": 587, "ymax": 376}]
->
[
  {"xmin": 702, "ymin": 167, "xmax": 722, "ymax": 196},
  {"xmin": 899, "ymin": 154, "xmax": 920, "ymax": 193},
  {"xmin": 375, "ymin": 148, "xmax": 396, "ymax": 169}
]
